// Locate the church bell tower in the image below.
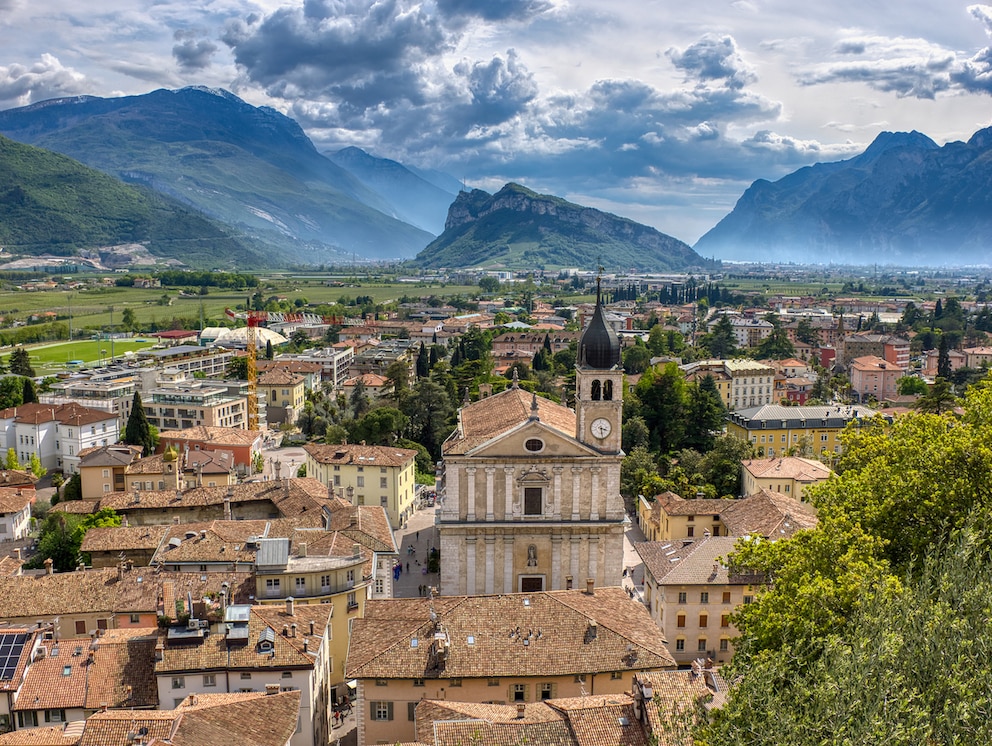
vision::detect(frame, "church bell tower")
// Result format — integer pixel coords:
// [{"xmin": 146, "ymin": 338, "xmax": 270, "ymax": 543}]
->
[{"xmin": 575, "ymin": 277, "xmax": 623, "ymax": 454}]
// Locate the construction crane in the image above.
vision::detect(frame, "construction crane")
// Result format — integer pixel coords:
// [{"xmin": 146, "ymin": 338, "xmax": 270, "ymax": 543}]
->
[{"xmin": 224, "ymin": 308, "xmax": 345, "ymax": 431}]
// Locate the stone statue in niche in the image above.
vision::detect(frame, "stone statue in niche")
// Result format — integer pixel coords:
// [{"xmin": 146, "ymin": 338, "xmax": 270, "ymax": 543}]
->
[{"xmin": 527, "ymin": 544, "xmax": 538, "ymax": 566}]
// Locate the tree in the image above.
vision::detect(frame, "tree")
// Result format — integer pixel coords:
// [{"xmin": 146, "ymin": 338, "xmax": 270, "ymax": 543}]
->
[
  {"xmin": 622, "ymin": 344, "xmax": 652, "ymax": 374},
  {"xmin": 225, "ymin": 357, "xmax": 249, "ymax": 380},
  {"xmin": 696, "ymin": 434, "xmax": 753, "ymax": 497},
  {"xmin": 478, "ymin": 276, "xmax": 500, "ymax": 294},
  {"xmin": 621, "ymin": 415, "xmax": 650, "ymax": 452},
  {"xmin": 29, "ymin": 508, "xmax": 121, "ymax": 572},
  {"xmin": 683, "ymin": 375, "xmax": 726, "ymax": 452},
  {"xmin": 61, "ymin": 473, "xmax": 82, "ymax": 503},
  {"xmin": 937, "ymin": 334, "xmax": 952, "ymax": 378},
  {"xmin": 400, "ymin": 379, "xmax": 454, "ymax": 461},
  {"xmin": 914, "ymin": 377, "xmax": 957, "ymax": 414},
  {"xmin": 349, "ymin": 379, "xmax": 370, "ymax": 418},
  {"xmin": 28, "ymin": 452, "xmax": 46, "ymax": 478},
  {"xmin": 634, "ymin": 362, "xmax": 688, "ymax": 454},
  {"xmin": 351, "ymin": 407, "xmax": 409, "ymax": 445},
  {"xmin": 0, "ymin": 377, "xmax": 24, "ymax": 409},
  {"xmin": 121, "ymin": 308, "xmax": 137, "ymax": 333},
  {"xmin": 416, "ymin": 342, "xmax": 429, "ymax": 378},
  {"xmin": 896, "ymin": 375, "xmax": 928, "ymax": 396},
  {"xmin": 794, "ymin": 318, "xmax": 819, "ymax": 346},
  {"xmin": 21, "ymin": 377, "xmax": 37, "ymax": 404},
  {"xmin": 9, "ymin": 347, "xmax": 34, "ymax": 377},
  {"xmin": 384, "ymin": 360, "xmax": 410, "ymax": 398},
  {"xmin": 124, "ymin": 392, "xmax": 156, "ymax": 456},
  {"xmin": 701, "ymin": 316, "xmax": 737, "ymax": 359},
  {"xmin": 4, "ymin": 448, "xmax": 20, "ymax": 470},
  {"xmin": 265, "ymin": 339, "xmax": 274, "ymax": 360},
  {"xmin": 620, "ymin": 446, "xmax": 664, "ymax": 503},
  {"xmin": 754, "ymin": 326, "xmax": 795, "ymax": 359}
]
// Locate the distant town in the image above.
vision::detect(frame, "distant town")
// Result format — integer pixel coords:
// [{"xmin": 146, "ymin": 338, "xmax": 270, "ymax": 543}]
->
[{"xmin": 0, "ymin": 263, "xmax": 989, "ymax": 745}]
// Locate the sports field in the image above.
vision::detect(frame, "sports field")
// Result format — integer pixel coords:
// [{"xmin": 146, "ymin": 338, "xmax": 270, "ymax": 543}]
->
[{"xmin": 2, "ymin": 338, "xmax": 158, "ymax": 376}]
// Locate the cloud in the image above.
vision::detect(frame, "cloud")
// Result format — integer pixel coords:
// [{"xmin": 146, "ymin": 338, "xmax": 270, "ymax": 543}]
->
[
  {"xmin": 435, "ymin": 0, "xmax": 555, "ymax": 22},
  {"xmin": 667, "ymin": 34, "xmax": 756, "ymax": 90},
  {"xmin": 172, "ymin": 29, "xmax": 219, "ymax": 72},
  {"xmin": 0, "ymin": 54, "xmax": 90, "ymax": 108},
  {"xmin": 452, "ymin": 49, "xmax": 538, "ymax": 126}
]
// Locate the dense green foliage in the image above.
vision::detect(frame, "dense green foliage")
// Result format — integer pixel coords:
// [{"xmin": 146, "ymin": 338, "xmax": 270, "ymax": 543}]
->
[
  {"xmin": 27, "ymin": 508, "xmax": 121, "ymax": 572},
  {"xmin": 702, "ymin": 375, "xmax": 992, "ymax": 744},
  {"xmin": 0, "ymin": 134, "xmax": 267, "ymax": 268},
  {"xmin": 123, "ymin": 392, "xmax": 155, "ymax": 455}
]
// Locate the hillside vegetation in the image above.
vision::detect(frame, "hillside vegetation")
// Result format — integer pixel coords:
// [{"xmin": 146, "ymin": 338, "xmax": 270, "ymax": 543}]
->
[{"xmin": 0, "ymin": 134, "xmax": 267, "ymax": 268}]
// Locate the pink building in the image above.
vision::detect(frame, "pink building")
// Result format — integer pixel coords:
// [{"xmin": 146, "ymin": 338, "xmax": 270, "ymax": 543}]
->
[{"xmin": 850, "ymin": 355, "xmax": 905, "ymax": 403}]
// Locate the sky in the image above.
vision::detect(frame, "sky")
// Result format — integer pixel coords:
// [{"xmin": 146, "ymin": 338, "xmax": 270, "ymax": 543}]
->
[{"xmin": 2, "ymin": 0, "xmax": 992, "ymax": 245}]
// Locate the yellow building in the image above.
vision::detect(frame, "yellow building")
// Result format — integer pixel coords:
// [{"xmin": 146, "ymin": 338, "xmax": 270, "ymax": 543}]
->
[
  {"xmin": 681, "ymin": 359, "xmax": 776, "ymax": 411},
  {"xmin": 304, "ymin": 443, "xmax": 418, "ymax": 529},
  {"xmin": 257, "ymin": 369, "xmax": 306, "ymax": 426},
  {"xmin": 346, "ymin": 587, "xmax": 675, "ymax": 746},
  {"xmin": 726, "ymin": 403, "xmax": 888, "ymax": 459},
  {"xmin": 740, "ymin": 456, "xmax": 833, "ymax": 499}
]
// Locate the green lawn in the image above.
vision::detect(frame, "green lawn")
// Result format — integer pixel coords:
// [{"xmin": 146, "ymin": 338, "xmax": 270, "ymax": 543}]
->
[{"xmin": 3, "ymin": 338, "xmax": 158, "ymax": 375}]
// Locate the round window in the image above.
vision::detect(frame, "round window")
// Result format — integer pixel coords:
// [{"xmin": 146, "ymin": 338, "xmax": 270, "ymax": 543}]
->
[{"xmin": 524, "ymin": 438, "xmax": 544, "ymax": 453}]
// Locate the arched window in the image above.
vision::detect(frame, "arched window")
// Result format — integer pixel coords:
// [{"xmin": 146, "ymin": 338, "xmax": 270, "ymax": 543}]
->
[
  {"xmin": 603, "ymin": 380, "xmax": 614, "ymax": 401},
  {"xmin": 591, "ymin": 380, "xmax": 601, "ymax": 401}
]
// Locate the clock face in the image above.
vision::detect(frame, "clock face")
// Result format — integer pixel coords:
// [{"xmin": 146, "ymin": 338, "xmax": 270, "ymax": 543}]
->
[{"xmin": 591, "ymin": 417, "xmax": 612, "ymax": 439}]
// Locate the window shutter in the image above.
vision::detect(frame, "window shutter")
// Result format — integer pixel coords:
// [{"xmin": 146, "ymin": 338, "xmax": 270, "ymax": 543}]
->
[
  {"xmin": 387, "ymin": 702, "xmax": 394, "ymax": 721},
  {"xmin": 408, "ymin": 702, "xmax": 417, "ymax": 721},
  {"xmin": 370, "ymin": 702, "xmax": 376, "ymax": 719}
]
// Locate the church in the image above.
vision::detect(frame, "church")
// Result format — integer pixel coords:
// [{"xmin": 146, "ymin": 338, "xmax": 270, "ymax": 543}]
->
[{"xmin": 437, "ymin": 283, "xmax": 627, "ymax": 595}]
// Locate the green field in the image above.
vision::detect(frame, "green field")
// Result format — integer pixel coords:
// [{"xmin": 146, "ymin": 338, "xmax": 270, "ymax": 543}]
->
[{"xmin": 3, "ymin": 338, "xmax": 158, "ymax": 375}]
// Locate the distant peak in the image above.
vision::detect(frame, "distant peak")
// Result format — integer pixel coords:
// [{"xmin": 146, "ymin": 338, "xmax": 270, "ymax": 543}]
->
[
  {"xmin": 176, "ymin": 86, "xmax": 244, "ymax": 104},
  {"xmin": 863, "ymin": 130, "xmax": 937, "ymax": 156}
]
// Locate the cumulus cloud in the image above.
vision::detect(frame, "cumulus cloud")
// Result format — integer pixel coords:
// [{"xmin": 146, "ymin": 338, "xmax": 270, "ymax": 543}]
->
[
  {"xmin": 453, "ymin": 49, "xmax": 538, "ymax": 125},
  {"xmin": 0, "ymin": 53, "xmax": 90, "ymax": 107},
  {"xmin": 172, "ymin": 29, "xmax": 218, "ymax": 72},
  {"xmin": 796, "ymin": 8, "xmax": 992, "ymax": 99},
  {"xmin": 667, "ymin": 34, "xmax": 756, "ymax": 89}
]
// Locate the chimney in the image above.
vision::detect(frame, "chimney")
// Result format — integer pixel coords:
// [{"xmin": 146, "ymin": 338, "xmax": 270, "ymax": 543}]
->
[
  {"xmin": 303, "ymin": 638, "xmax": 309, "ymax": 653},
  {"xmin": 266, "ymin": 683, "xmax": 280, "ymax": 695},
  {"xmin": 516, "ymin": 703, "xmax": 526, "ymax": 719},
  {"xmin": 13, "ymin": 548, "xmax": 21, "ymax": 561},
  {"xmin": 298, "ymin": 542, "xmax": 307, "ymax": 558},
  {"xmin": 308, "ymin": 620, "xmax": 315, "ymax": 636},
  {"xmin": 155, "ymin": 641, "xmax": 164, "ymax": 662},
  {"xmin": 352, "ymin": 543, "xmax": 361, "ymax": 558},
  {"xmin": 274, "ymin": 460, "xmax": 282, "ymax": 480},
  {"xmin": 290, "ymin": 623, "xmax": 297, "ymax": 638},
  {"xmin": 585, "ymin": 578, "xmax": 594, "ymax": 595},
  {"xmin": 44, "ymin": 558, "xmax": 54, "ymax": 575},
  {"xmin": 282, "ymin": 625, "xmax": 289, "ymax": 637},
  {"xmin": 565, "ymin": 575, "xmax": 573, "ymax": 590},
  {"xmin": 223, "ymin": 494, "xmax": 232, "ymax": 521},
  {"xmin": 286, "ymin": 597, "xmax": 295, "ymax": 617}
]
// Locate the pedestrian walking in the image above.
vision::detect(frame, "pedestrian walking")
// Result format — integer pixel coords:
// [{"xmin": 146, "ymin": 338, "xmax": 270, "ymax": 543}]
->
[
  {"xmin": 416, "ymin": 531, "xmax": 420, "ymax": 540},
  {"xmin": 333, "ymin": 710, "xmax": 340, "ymax": 727},
  {"xmin": 406, "ymin": 562, "xmax": 410, "ymax": 573}
]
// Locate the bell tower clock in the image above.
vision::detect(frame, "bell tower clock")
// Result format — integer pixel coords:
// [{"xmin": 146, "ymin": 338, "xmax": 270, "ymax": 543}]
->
[{"xmin": 575, "ymin": 277, "xmax": 623, "ymax": 454}]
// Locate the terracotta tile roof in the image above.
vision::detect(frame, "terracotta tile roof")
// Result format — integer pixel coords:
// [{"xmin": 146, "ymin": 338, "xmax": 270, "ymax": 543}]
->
[
  {"xmin": 185, "ymin": 449, "xmax": 235, "ymax": 474},
  {"xmin": 719, "ymin": 488, "xmax": 818, "ymax": 538},
  {"xmin": 78, "ymin": 445, "xmax": 142, "ymax": 469},
  {"xmin": 303, "ymin": 443, "xmax": 417, "ymax": 468},
  {"xmin": 0, "ymin": 555, "xmax": 23, "ymax": 576},
  {"xmin": 49, "ymin": 500, "xmax": 100, "ymax": 515},
  {"xmin": 257, "ymin": 369, "xmax": 305, "ymax": 386},
  {"xmin": 0, "ymin": 470, "xmax": 39, "ymax": 487},
  {"xmin": 168, "ymin": 690, "xmax": 302, "ymax": 746},
  {"xmin": 257, "ymin": 360, "xmax": 323, "ymax": 375},
  {"xmin": 0, "ymin": 568, "xmax": 254, "ymax": 620},
  {"xmin": 416, "ymin": 695, "xmax": 649, "ymax": 746},
  {"xmin": 75, "ymin": 710, "xmax": 177, "ymax": 746},
  {"xmin": 81, "ymin": 525, "xmax": 170, "ymax": 554},
  {"xmin": 347, "ymin": 587, "xmax": 675, "ymax": 680},
  {"xmin": 651, "ymin": 492, "xmax": 726, "ymax": 518},
  {"xmin": 0, "ymin": 725, "xmax": 80, "ymax": 745},
  {"xmin": 13, "ymin": 629, "xmax": 158, "ymax": 711},
  {"xmin": 157, "ymin": 426, "xmax": 261, "ymax": 447},
  {"xmin": 124, "ymin": 453, "xmax": 168, "ymax": 475},
  {"xmin": 636, "ymin": 537, "xmax": 762, "ymax": 587},
  {"xmin": 155, "ymin": 605, "xmax": 329, "ymax": 674},
  {"xmin": 635, "ymin": 671, "xmax": 718, "ymax": 743},
  {"xmin": 740, "ymin": 457, "xmax": 832, "ymax": 483},
  {"xmin": 0, "ymin": 488, "xmax": 32, "ymax": 515},
  {"xmin": 97, "ymin": 478, "xmax": 333, "ymax": 519},
  {"xmin": 442, "ymin": 386, "xmax": 576, "ymax": 455}
]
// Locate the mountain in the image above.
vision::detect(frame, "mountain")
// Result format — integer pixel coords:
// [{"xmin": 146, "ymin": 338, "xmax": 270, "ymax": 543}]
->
[
  {"xmin": 0, "ymin": 87, "xmax": 433, "ymax": 264},
  {"xmin": 0, "ymin": 134, "xmax": 267, "ymax": 269},
  {"xmin": 327, "ymin": 146, "xmax": 457, "ymax": 234},
  {"xmin": 412, "ymin": 183, "xmax": 710, "ymax": 271},
  {"xmin": 694, "ymin": 128, "xmax": 992, "ymax": 265}
]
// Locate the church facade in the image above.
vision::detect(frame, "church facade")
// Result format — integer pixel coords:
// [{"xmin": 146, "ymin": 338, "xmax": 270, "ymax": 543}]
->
[{"xmin": 437, "ymin": 285, "xmax": 626, "ymax": 595}]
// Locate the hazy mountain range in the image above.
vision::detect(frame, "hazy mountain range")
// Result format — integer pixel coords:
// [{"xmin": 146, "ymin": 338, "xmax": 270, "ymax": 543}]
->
[
  {"xmin": 0, "ymin": 85, "xmax": 989, "ymax": 269},
  {"xmin": 695, "ymin": 129, "xmax": 992, "ymax": 265}
]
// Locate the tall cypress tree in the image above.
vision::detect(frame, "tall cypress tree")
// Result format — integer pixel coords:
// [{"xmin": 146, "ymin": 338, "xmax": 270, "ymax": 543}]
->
[
  {"xmin": 124, "ymin": 392, "xmax": 155, "ymax": 456},
  {"xmin": 21, "ymin": 377, "xmax": 37, "ymax": 404},
  {"xmin": 416, "ymin": 342, "xmax": 429, "ymax": 378}
]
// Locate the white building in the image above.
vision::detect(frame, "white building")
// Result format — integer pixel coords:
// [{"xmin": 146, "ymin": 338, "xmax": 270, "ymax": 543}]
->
[
  {"xmin": 0, "ymin": 402, "xmax": 120, "ymax": 474},
  {"xmin": 0, "ymin": 487, "xmax": 32, "ymax": 540}
]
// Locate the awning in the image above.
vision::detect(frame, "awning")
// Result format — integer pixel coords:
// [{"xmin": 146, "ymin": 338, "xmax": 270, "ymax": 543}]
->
[{"xmin": 346, "ymin": 680, "xmax": 357, "ymax": 690}]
